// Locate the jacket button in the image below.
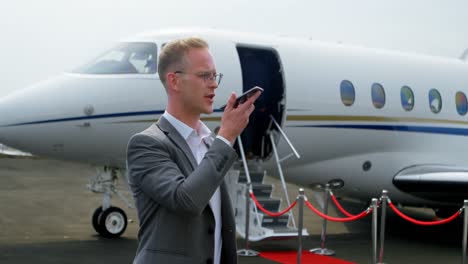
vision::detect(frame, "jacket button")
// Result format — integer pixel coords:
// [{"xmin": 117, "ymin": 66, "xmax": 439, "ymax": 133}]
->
[{"xmin": 206, "ymin": 258, "xmax": 213, "ymax": 264}]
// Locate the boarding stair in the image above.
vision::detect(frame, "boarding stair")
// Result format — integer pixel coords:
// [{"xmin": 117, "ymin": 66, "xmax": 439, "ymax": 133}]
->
[{"xmin": 226, "ymin": 116, "xmax": 309, "ymax": 241}]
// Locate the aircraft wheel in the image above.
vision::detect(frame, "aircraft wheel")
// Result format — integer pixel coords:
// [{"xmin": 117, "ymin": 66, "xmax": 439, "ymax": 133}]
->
[
  {"xmin": 92, "ymin": 206, "xmax": 105, "ymax": 235},
  {"xmin": 98, "ymin": 206, "xmax": 128, "ymax": 238}
]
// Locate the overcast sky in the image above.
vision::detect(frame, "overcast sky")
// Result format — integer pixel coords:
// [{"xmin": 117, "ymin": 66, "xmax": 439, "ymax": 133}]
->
[{"xmin": 1, "ymin": 0, "xmax": 467, "ymax": 97}]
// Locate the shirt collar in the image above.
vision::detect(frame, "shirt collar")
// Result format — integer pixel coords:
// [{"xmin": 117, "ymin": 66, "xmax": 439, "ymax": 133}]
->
[
  {"xmin": 163, "ymin": 111, "xmax": 212, "ymax": 142},
  {"xmin": 197, "ymin": 120, "xmax": 212, "ymax": 140}
]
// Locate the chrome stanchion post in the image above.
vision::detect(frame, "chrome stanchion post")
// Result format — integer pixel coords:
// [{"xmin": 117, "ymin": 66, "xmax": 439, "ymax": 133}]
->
[
  {"xmin": 310, "ymin": 184, "xmax": 335, "ymax": 255},
  {"xmin": 297, "ymin": 188, "xmax": 305, "ymax": 264},
  {"xmin": 237, "ymin": 183, "xmax": 259, "ymax": 256},
  {"xmin": 371, "ymin": 198, "xmax": 378, "ymax": 264},
  {"xmin": 244, "ymin": 183, "xmax": 252, "ymax": 251},
  {"xmin": 378, "ymin": 190, "xmax": 388, "ymax": 264},
  {"xmin": 463, "ymin": 200, "xmax": 468, "ymax": 264}
]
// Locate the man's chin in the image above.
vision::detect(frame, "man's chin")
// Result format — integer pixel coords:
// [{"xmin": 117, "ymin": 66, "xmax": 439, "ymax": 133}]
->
[{"xmin": 203, "ymin": 106, "xmax": 214, "ymax": 114}]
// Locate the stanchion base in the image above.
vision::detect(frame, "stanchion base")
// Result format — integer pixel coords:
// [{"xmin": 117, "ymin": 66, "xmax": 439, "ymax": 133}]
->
[
  {"xmin": 237, "ymin": 249, "xmax": 259, "ymax": 257},
  {"xmin": 309, "ymin": 247, "xmax": 335, "ymax": 256}
]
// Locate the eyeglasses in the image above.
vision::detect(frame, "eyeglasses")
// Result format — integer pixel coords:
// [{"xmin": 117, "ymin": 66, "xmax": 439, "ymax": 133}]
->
[{"xmin": 174, "ymin": 71, "xmax": 223, "ymax": 85}]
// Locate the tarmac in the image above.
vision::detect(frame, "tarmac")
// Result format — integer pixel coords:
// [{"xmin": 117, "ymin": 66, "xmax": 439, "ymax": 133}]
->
[{"xmin": 0, "ymin": 155, "xmax": 465, "ymax": 263}]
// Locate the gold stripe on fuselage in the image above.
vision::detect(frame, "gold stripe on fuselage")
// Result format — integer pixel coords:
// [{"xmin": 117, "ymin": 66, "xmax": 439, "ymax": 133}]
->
[{"xmin": 110, "ymin": 115, "xmax": 468, "ymax": 126}]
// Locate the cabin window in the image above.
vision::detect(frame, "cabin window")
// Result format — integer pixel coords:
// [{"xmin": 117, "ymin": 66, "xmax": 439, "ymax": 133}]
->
[
  {"xmin": 456, "ymin": 91, "xmax": 468, "ymax": 116},
  {"xmin": 401, "ymin": 86, "xmax": 414, "ymax": 111},
  {"xmin": 340, "ymin": 80, "xmax": 355, "ymax": 106},
  {"xmin": 72, "ymin": 42, "xmax": 157, "ymax": 74},
  {"xmin": 371, "ymin": 83, "xmax": 385, "ymax": 109},
  {"xmin": 429, "ymin": 89, "xmax": 442, "ymax": 113}
]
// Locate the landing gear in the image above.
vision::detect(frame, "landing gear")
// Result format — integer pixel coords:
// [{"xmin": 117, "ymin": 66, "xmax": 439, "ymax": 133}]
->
[
  {"xmin": 92, "ymin": 207, "xmax": 104, "ymax": 235},
  {"xmin": 93, "ymin": 206, "xmax": 128, "ymax": 238},
  {"xmin": 88, "ymin": 167, "xmax": 134, "ymax": 238}
]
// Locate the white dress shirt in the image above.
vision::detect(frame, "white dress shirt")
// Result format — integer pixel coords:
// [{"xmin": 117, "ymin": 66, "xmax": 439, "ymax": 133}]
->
[{"xmin": 163, "ymin": 111, "xmax": 231, "ymax": 264}]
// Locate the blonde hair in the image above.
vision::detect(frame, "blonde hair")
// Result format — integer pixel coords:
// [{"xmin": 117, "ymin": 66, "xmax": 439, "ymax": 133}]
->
[{"xmin": 158, "ymin": 37, "xmax": 209, "ymax": 88}]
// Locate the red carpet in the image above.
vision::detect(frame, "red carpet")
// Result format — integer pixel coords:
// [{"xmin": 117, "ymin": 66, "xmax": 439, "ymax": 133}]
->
[{"xmin": 260, "ymin": 251, "xmax": 356, "ymax": 264}]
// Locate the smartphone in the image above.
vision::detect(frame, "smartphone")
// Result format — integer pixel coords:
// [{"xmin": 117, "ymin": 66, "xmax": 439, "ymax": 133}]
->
[{"xmin": 219, "ymin": 86, "xmax": 264, "ymax": 110}]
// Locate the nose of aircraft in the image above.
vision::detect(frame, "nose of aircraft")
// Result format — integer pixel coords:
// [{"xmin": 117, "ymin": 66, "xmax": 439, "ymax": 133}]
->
[
  {"xmin": 0, "ymin": 98, "xmax": 17, "ymax": 150},
  {"xmin": 0, "ymin": 93, "xmax": 28, "ymax": 150},
  {"xmin": 0, "ymin": 76, "xmax": 66, "ymax": 153},
  {"xmin": 0, "ymin": 100, "xmax": 4, "ymax": 143}
]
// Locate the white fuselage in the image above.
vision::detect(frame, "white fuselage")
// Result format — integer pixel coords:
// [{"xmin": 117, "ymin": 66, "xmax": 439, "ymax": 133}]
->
[{"xmin": 1, "ymin": 28, "xmax": 467, "ymax": 207}]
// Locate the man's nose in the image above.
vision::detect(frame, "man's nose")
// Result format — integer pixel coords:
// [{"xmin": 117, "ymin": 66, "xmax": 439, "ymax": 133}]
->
[{"xmin": 209, "ymin": 80, "xmax": 218, "ymax": 89}]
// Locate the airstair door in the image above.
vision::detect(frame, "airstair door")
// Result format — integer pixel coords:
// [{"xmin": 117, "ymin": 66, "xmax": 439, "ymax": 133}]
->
[{"xmin": 236, "ymin": 46, "xmax": 286, "ymax": 160}]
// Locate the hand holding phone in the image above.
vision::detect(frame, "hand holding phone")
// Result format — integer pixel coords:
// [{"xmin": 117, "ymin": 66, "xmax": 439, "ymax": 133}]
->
[
  {"xmin": 217, "ymin": 87, "xmax": 263, "ymax": 144},
  {"xmin": 220, "ymin": 86, "xmax": 264, "ymax": 110}
]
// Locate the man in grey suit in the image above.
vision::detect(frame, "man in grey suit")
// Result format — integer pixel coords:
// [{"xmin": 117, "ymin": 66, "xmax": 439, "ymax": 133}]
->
[{"xmin": 127, "ymin": 37, "xmax": 260, "ymax": 264}]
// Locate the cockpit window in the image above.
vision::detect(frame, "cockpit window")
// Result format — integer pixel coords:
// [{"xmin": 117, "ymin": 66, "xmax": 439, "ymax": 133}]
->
[{"xmin": 72, "ymin": 42, "xmax": 157, "ymax": 74}]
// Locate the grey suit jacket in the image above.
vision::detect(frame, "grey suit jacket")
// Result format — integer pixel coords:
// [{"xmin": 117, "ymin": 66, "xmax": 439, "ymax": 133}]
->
[{"xmin": 127, "ymin": 116, "xmax": 238, "ymax": 264}]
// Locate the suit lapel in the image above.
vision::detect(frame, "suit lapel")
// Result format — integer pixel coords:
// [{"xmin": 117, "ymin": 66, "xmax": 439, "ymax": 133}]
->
[
  {"xmin": 156, "ymin": 116, "xmax": 198, "ymax": 170},
  {"xmin": 158, "ymin": 117, "xmax": 226, "ymax": 222}
]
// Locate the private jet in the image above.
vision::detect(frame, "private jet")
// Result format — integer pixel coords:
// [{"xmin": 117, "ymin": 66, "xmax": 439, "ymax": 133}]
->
[{"xmin": 1, "ymin": 28, "xmax": 468, "ymax": 239}]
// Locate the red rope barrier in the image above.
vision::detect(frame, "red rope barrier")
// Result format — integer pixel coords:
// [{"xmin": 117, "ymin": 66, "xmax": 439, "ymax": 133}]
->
[
  {"xmin": 250, "ymin": 191, "xmax": 297, "ymax": 217},
  {"xmin": 388, "ymin": 201, "xmax": 461, "ymax": 226},
  {"xmin": 330, "ymin": 193, "xmax": 354, "ymax": 217},
  {"xmin": 305, "ymin": 199, "xmax": 372, "ymax": 222}
]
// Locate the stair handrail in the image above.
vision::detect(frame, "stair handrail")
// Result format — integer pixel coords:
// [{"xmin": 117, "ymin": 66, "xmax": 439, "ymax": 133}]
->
[
  {"xmin": 237, "ymin": 136, "xmax": 262, "ymax": 231},
  {"xmin": 270, "ymin": 133, "xmax": 297, "ymax": 228},
  {"xmin": 270, "ymin": 115, "xmax": 301, "ymax": 162},
  {"xmin": 237, "ymin": 136, "xmax": 253, "ymax": 184}
]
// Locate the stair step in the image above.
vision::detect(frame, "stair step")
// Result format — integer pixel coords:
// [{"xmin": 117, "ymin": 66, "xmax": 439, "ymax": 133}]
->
[
  {"xmin": 251, "ymin": 183, "xmax": 273, "ymax": 197},
  {"xmin": 238, "ymin": 171, "xmax": 265, "ymax": 183},
  {"xmin": 230, "ymin": 159, "xmax": 310, "ymax": 241},
  {"xmin": 255, "ymin": 198, "xmax": 281, "ymax": 212},
  {"xmin": 261, "ymin": 214, "xmax": 289, "ymax": 227},
  {"xmin": 270, "ymin": 226, "xmax": 299, "ymax": 233}
]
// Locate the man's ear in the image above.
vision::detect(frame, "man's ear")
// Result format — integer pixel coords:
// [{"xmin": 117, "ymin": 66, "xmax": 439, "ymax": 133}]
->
[{"xmin": 166, "ymin": 72, "xmax": 179, "ymax": 92}]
